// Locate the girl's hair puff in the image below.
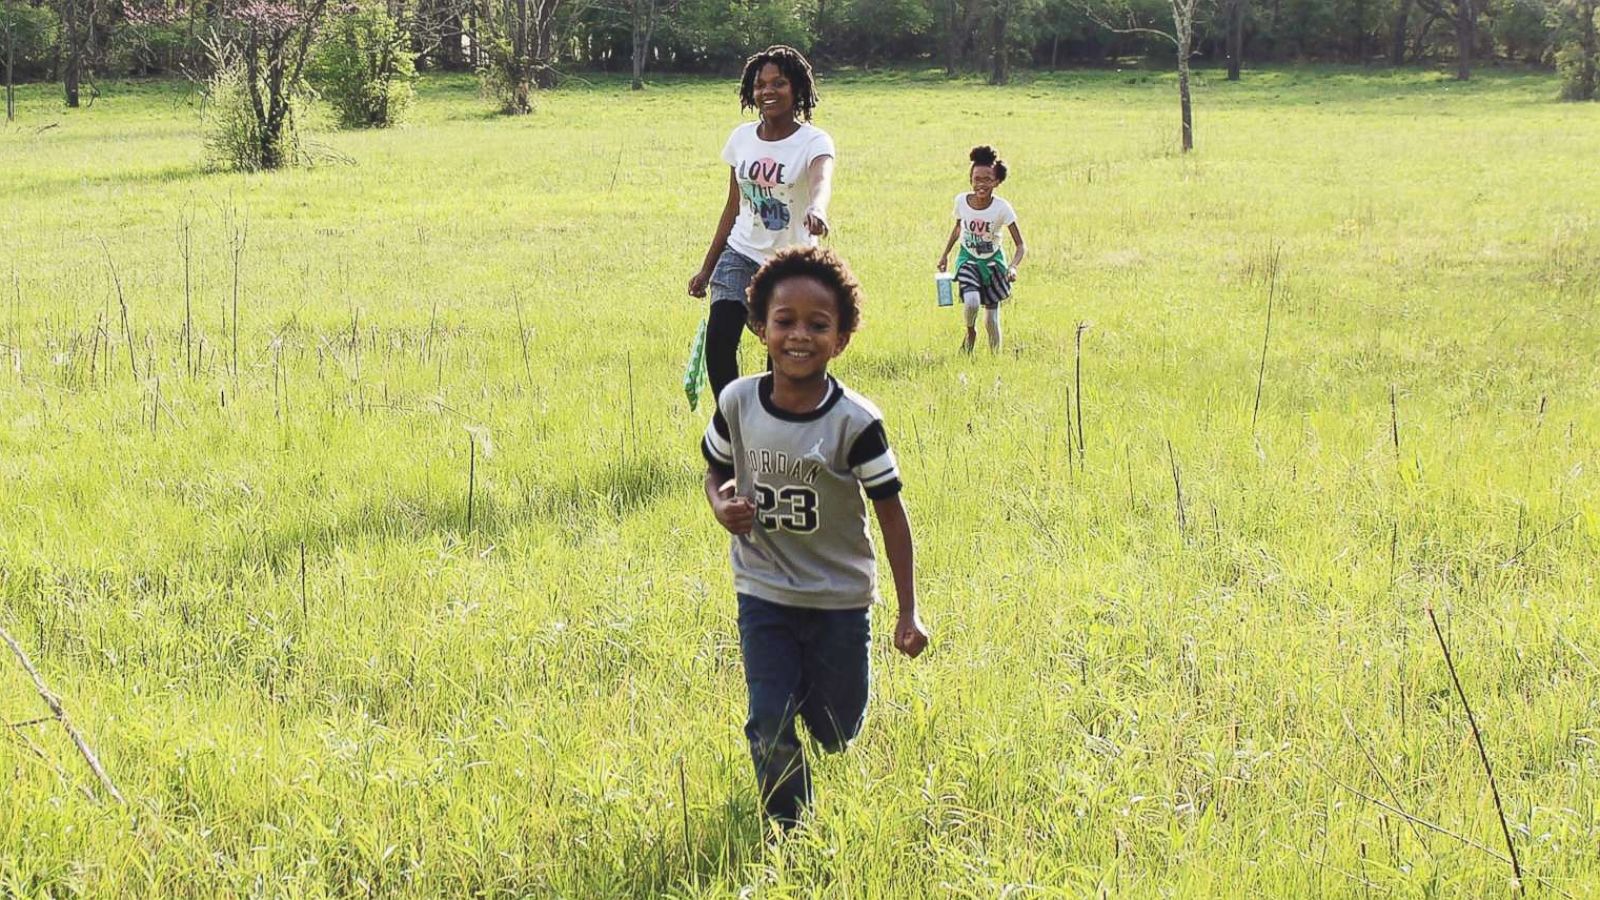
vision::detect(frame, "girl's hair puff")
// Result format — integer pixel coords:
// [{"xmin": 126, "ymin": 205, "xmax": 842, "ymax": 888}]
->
[
  {"xmin": 739, "ymin": 45, "xmax": 819, "ymax": 122},
  {"xmin": 969, "ymin": 145, "xmax": 1008, "ymax": 183},
  {"xmin": 748, "ymin": 246, "xmax": 863, "ymax": 336}
]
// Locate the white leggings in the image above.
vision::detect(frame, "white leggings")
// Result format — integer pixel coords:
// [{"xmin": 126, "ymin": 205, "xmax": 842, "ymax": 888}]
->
[{"xmin": 963, "ymin": 292, "xmax": 1001, "ymax": 351}]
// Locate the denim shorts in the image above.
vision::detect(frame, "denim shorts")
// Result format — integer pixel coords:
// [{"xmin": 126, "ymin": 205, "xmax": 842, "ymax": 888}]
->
[{"xmin": 709, "ymin": 248, "xmax": 762, "ymax": 307}]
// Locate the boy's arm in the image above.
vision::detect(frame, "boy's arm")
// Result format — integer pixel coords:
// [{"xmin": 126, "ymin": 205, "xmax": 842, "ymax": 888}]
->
[
  {"xmin": 701, "ymin": 403, "xmax": 752, "ymax": 534},
  {"xmin": 937, "ymin": 221, "xmax": 960, "ymax": 271},
  {"xmin": 706, "ymin": 468, "xmax": 754, "ymax": 535},
  {"xmin": 873, "ymin": 495, "xmax": 928, "ymax": 658}
]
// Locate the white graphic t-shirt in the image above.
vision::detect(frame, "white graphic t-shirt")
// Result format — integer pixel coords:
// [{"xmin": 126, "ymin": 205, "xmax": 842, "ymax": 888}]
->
[
  {"xmin": 722, "ymin": 122, "xmax": 836, "ymax": 263},
  {"xmin": 955, "ymin": 193, "xmax": 1017, "ymax": 260}
]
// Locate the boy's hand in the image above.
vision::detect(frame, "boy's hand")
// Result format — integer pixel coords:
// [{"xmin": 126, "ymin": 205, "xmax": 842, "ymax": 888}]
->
[
  {"xmin": 1007, "ymin": 266, "xmax": 1019, "ymax": 283},
  {"xmin": 711, "ymin": 478, "xmax": 756, "ymax": 535},
  {"xmin": 937, "ymin": 256, "xmax": 948, "ymax": 273},
  {"xmin": 893, "ymin": 610, "xmax": 929, "ymax": 658}
]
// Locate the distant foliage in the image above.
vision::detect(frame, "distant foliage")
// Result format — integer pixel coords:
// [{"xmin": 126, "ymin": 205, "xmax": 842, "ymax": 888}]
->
[
  {"xmin": 311, "ymin": 1, "xmax": 417, "ymax": 128},
  {"xmin": 819, "ymin": 0, "xmax": 935, "ymax": 64},
  {"xmin": 658, "ymin": 0, "xmax": 813, "ymax": 70},
  {"xmin": 1551, "ymin": 0, "xmax": 1598, "ymax": 99},
  {"xmin": 0, "ymin": 2, "xmax": 60, "ymax": 81},
  {"xmin": 109, "ymin": 19, "xmax": 202, "ymax": 76}
]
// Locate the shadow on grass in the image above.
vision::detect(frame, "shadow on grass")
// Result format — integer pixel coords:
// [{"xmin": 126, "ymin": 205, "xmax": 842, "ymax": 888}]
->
[
  {"xmin": 189, "ymin": 453, "xmax": 696, "ymax": 578},
  {"xmin": 847, "ymin": 347, "xmax": 945, "ymax": 383},
  {"xmin": 530, "ymin": 454, "xmax": 697, "ymax": 522},
  {"xmin": 14, "ymin": 163, "xmax": 219, "ymax": 203}
]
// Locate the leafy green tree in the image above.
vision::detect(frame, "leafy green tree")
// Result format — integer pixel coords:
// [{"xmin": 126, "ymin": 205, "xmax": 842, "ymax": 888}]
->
[
  {"xmin": 1413, "ymin": 0, "xmax": 1476, "ymax": 77},
  {"xmin": 1, "ymin": 1, "xmax": 57, "ymax": 120},
  {"xmin": 311, "ymin": 0, "xmax": 417, "ymax": 126},
  {"xmin": 1551, "ymin": 0, "xmax": 1597, "ymax": 98}
]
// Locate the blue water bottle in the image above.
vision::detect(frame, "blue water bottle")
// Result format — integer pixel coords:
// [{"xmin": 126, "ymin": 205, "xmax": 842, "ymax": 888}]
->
[{"xmin": 935, "ymin": 272, "xmax": 955, "ymax": 307}]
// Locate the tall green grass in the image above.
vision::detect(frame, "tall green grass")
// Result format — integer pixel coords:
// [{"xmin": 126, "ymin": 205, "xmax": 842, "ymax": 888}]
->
[{"xmin": 2, "ymin": 67, "xmax": 1598, "ymax": 896}]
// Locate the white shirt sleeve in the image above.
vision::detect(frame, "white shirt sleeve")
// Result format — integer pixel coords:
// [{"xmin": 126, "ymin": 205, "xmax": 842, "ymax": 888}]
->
[
  {"xmin": 805, "ymin": 127, "xmax": 836, "ymax": 166},
  {"xmin": 999, "ymin": 199, "xmax": 1017, "ymax": 228},
  {"xmin": 720, "ymin": 125, "xmax": 741, "ymax": 168}
]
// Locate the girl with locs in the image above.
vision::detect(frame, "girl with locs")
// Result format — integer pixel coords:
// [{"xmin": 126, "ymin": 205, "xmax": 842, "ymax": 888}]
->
[{"xmin": 688, "ymin": 45, "xmax": 836, "ymax": 402}]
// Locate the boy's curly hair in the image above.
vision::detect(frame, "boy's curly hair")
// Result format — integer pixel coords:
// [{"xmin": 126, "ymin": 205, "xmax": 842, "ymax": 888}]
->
[
  {"xmin": 738, "ymin": 45, "xmax": 819, "ymax": 122},
  {"xmin": 970, "ymin": 145, "xmax": 1009, "ymax": 183},
  {"xmin": 748, "ymin": 246, "xmax": 863, "ymax": 335}
]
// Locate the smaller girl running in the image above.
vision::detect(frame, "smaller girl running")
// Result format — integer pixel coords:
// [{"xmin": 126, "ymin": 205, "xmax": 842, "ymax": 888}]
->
[{"xmin": 937, "ymin": 145, "xmax": 1027, "ymax": 354}]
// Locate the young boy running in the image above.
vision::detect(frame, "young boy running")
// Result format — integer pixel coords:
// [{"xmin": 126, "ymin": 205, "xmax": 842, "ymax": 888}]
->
[{"xmin": 701, "ymin": 246, "xmax": 929, "ymax": 829}]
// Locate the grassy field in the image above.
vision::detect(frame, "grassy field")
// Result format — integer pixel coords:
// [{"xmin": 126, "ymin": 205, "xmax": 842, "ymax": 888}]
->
[{"xmin": 2, "ymin": 65, "xmax": 1598, "ymax": 896}]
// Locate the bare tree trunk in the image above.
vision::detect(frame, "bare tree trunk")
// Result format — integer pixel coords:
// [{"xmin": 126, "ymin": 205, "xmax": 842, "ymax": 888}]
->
[
  {"xmin": 814, "ymin": 0, "xmax": 827, "ymax": 56},
  {"xmin": 65, "ymin": 59, "xmax": 81, "ymax": 106},
  {"xmin": 630, "ymin": 34, "xmax": 643, "ymax": 89},
  {"xmin": 1390, "ymin": 0, "xmax": 1410, "ymax": 64},
  {"xmin": 944, "ymin": 0, "xmax": 960, "ymax": 75},
  {"xmin": 1353, "ymin": 0, "xmax": 1367, "ymax": 60},
  {"xmin": 988, "ymin": 0, "xmax": 1009, "ymax": 85},
  {"xmin": 1178, "ymin": 52, "xmax": 1193, "ymax": 151},
  {"xmin": 532, "ymin": 0, "xmax": 557, "ymax": 88},
  {"xmin": 4, "ymin": 22, "xmax": 14, "ymax": 122},
  {"xmin": 1226, "ymin": 0, "xmax": 1245, "ymax": 79},
  {"xmin": 1453, "ymin": 0, "xmax": 1471, "ymax": 79},
  {"xmin": 443, "ymin": 8, "xmax": 466, "ymax": 69},
  {"xmin": 630, "ymin": 0, "xmax": 656, "ymax": 90},
  {"xmin": 62, "ymin": 0, "xmax": 82, "ymax": 107},
  {"xmin": 1172, "ymin": 0, "xmax": 1196, "ymax": 151}
]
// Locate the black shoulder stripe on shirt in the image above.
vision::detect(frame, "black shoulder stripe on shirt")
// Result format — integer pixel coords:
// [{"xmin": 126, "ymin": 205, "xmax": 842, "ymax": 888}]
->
[
  {"xmin": 702, "ymin": 440, "xmax": 735, "ymax": 479},
  {"xmin": 865, "ymin": 478, "xmax": 902, "ymax": 501},
  {"xmin": 846, "ymin": 420, "xmax": 890, "ymax": 469}
]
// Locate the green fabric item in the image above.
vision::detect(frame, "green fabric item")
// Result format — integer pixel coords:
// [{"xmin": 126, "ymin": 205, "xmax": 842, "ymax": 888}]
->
[
  {"xmin": 684, "ymin": 315, "xmax": 710, "ymax": 411},
  {"xmin": 955, "ymin": 247, "xmax": 1009, "ymax": 286}
]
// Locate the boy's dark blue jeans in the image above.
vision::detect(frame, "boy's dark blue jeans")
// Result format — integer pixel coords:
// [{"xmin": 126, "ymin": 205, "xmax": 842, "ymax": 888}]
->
[{"xmin": 736, "ymin": 593, "xmax": 871, "ymax": 827}]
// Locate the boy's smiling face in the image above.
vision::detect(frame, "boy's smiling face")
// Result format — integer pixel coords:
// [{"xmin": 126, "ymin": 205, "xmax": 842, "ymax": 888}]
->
[{"xmin": 755, "ymin": 276, "xmax": 850, "ymax": 384}]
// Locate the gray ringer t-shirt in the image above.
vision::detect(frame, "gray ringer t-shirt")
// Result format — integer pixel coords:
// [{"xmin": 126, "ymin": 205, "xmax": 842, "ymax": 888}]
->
[{"xmin": 702, "ymin": 374, "xmax": 902, "ymax": 610}]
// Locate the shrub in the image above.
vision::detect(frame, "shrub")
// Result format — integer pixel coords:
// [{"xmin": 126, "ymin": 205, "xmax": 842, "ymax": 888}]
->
[
  {"xmin": 310, "ymin": 1, "xmax": 416, "ymax": 128},
  {"xmin": 203, "ymin": 61, "xmax": 308, "ymax": 170},
  {"xmin": 1556, "ymin": 40, "xmax": 1597, "ymax": 99}
]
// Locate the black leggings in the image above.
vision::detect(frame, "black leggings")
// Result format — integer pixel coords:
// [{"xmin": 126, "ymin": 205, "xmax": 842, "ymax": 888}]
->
[{"xmin": 707, "ymin": 301, "xmax": 754, "ymax": 402}]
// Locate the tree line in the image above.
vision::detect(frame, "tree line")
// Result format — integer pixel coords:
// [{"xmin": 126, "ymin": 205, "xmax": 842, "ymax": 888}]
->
[
  {"xmin": 6, "ymin": 0, "xmax": 1599, "ymax": 87},
  {"xmin": 2, "ymin": 0, "xmax": 1593, "ymax": 164}
]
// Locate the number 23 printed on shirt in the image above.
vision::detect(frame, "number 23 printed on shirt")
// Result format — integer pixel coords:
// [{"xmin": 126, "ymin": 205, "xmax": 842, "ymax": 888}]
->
[{"xmin": 754, "ymin": 482, "xmax": 819, "ymax": 533}]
